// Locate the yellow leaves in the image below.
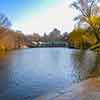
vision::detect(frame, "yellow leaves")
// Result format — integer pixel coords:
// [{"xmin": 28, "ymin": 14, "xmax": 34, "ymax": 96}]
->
[
  {"xmin": 90, "ymin": 16, "xmax": 100, "ymax": 26},
  {"xmin": 69, "ymin": 28, "xmax": 86, "ymax": 40},
  {"xmin": 68, "ymin": 28, "xmax": 97, "ymax": 49},
  {"xmin": 90, "ymin": 42, "xmax": 100, "ymax": 50},
  {"xmin": 82, "ymin": 33, "xmax": 97, "ymax": 44}
]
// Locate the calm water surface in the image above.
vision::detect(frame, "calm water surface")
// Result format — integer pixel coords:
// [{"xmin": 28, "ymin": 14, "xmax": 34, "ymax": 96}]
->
[{"xmin": 0, "ymin": 48, "xmax": 100, "ymax": 100}]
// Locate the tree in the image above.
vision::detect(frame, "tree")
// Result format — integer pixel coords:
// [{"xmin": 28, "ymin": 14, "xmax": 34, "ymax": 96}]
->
[
  {"xmin": 0, "ymin": 13, "xmax": 11, "ymax": 28},
  {"xmin": 15, "ymin": 31, "xmax": 26, "ymax": 48},
  {"xmin": 68, "ymin": 28, "xmax": 97, "ymax": 49},
  {"xmin": 71, "ymin": 0, "xmax": 100, "ymax": 42},
  {"xmin": 62, "ymin": 32, "xmax": 68, "ymax": 41},
  {"xmin": 71, "ymin": 0, "xmax": 100, "ymax": 24},
  {"xmin": 48, "ymin": 28, "xmax": 61, "ymax": 41},
  {"xmin": 32, "ymin": 33, "xmax": 40, "ymax": 42},
  {"xmin": 42, "ymin": 32, "xmax": 48, "ymax": 42}
]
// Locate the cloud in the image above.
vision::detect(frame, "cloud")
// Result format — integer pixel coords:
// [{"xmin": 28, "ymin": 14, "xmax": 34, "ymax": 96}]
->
[{"xmin": 12, "ymin": 0, "xmax": 77, "ymax": 35}]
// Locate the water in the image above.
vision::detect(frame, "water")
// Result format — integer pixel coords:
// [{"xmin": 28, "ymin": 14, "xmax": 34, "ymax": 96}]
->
[{"xmin": 0, "ymin": 48, "xmax": 99, "ymax": 100}]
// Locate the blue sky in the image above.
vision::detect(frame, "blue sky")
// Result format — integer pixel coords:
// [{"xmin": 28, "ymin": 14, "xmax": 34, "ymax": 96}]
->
[
  {"xmin": 0, "ymin": 0, "xmax": 77, "ymax": 35},
  {"xmin": 0, "ymin": 0, "xmax": 54, "ymax": 21}
]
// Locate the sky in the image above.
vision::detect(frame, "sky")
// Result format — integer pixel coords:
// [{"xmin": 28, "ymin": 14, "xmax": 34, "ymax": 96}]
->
[{"xmin": 0, "ymin": 0, "xmax": 78, "ymax": 35}]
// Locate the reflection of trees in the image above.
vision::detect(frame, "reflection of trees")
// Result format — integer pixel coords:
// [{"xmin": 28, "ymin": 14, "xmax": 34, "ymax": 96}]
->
[
  {"xmin": 71, "ymin": 50, "xmax": 98, "ymax": 82},
  {"xmin": 72, "ymin": 50, "xmax": 86, "ymax": 64},
  {"xmin": 72, "ymin": 50, "xmax": 87, "ymax": 82},
  {"xmin": 0, "ymin": 51, "xmax": 12, "ymax": 93},
  {"xmin": 89, "ymin": 54, "xmax": 100, "ymax": 77},
  {"xmin": 0, "ymin": 51, "xmax": 8, "ymax": 59}
]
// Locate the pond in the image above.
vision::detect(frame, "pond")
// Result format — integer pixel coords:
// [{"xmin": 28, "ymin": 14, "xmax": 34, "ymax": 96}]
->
[{"xmin": 0, "ymin": 48, "xmax": 99, "ymax": 100}]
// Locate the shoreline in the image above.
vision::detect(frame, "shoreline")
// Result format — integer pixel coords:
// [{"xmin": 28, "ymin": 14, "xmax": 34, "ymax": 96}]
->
[{"xmin": 36, "ymin": 77, "xmax": 100, "ymax": 100}]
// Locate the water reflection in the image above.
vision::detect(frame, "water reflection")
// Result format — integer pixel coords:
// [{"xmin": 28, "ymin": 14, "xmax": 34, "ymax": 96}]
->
[
  {"xmin": 71, "ymin": 50, "xmax": 100, "ymax": 82},
  {"xmin": 89, "ymin": 53, "xmax": 100, "ymax": 77},
  {"xmin": 0, "ymin": 48, "xmax": 100, "ymax": 99},
  {"xmin": 0, "ymin": 51, "xmax": 12, "ymax": 96}
]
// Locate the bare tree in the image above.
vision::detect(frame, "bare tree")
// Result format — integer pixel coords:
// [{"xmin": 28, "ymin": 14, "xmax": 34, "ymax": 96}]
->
[
  {"xmin": 71, "ymin": 0, "xmax": 100, "ymax": 42},
  {"xmin": 0, "ymin": 13, "xmax": 11, "ymax": 28}
]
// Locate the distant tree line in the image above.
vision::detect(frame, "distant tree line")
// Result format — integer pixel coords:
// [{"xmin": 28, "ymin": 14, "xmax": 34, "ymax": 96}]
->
[{"xmin": 27, "ymin": 28, "xmax": 68, "ymax": 42}]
